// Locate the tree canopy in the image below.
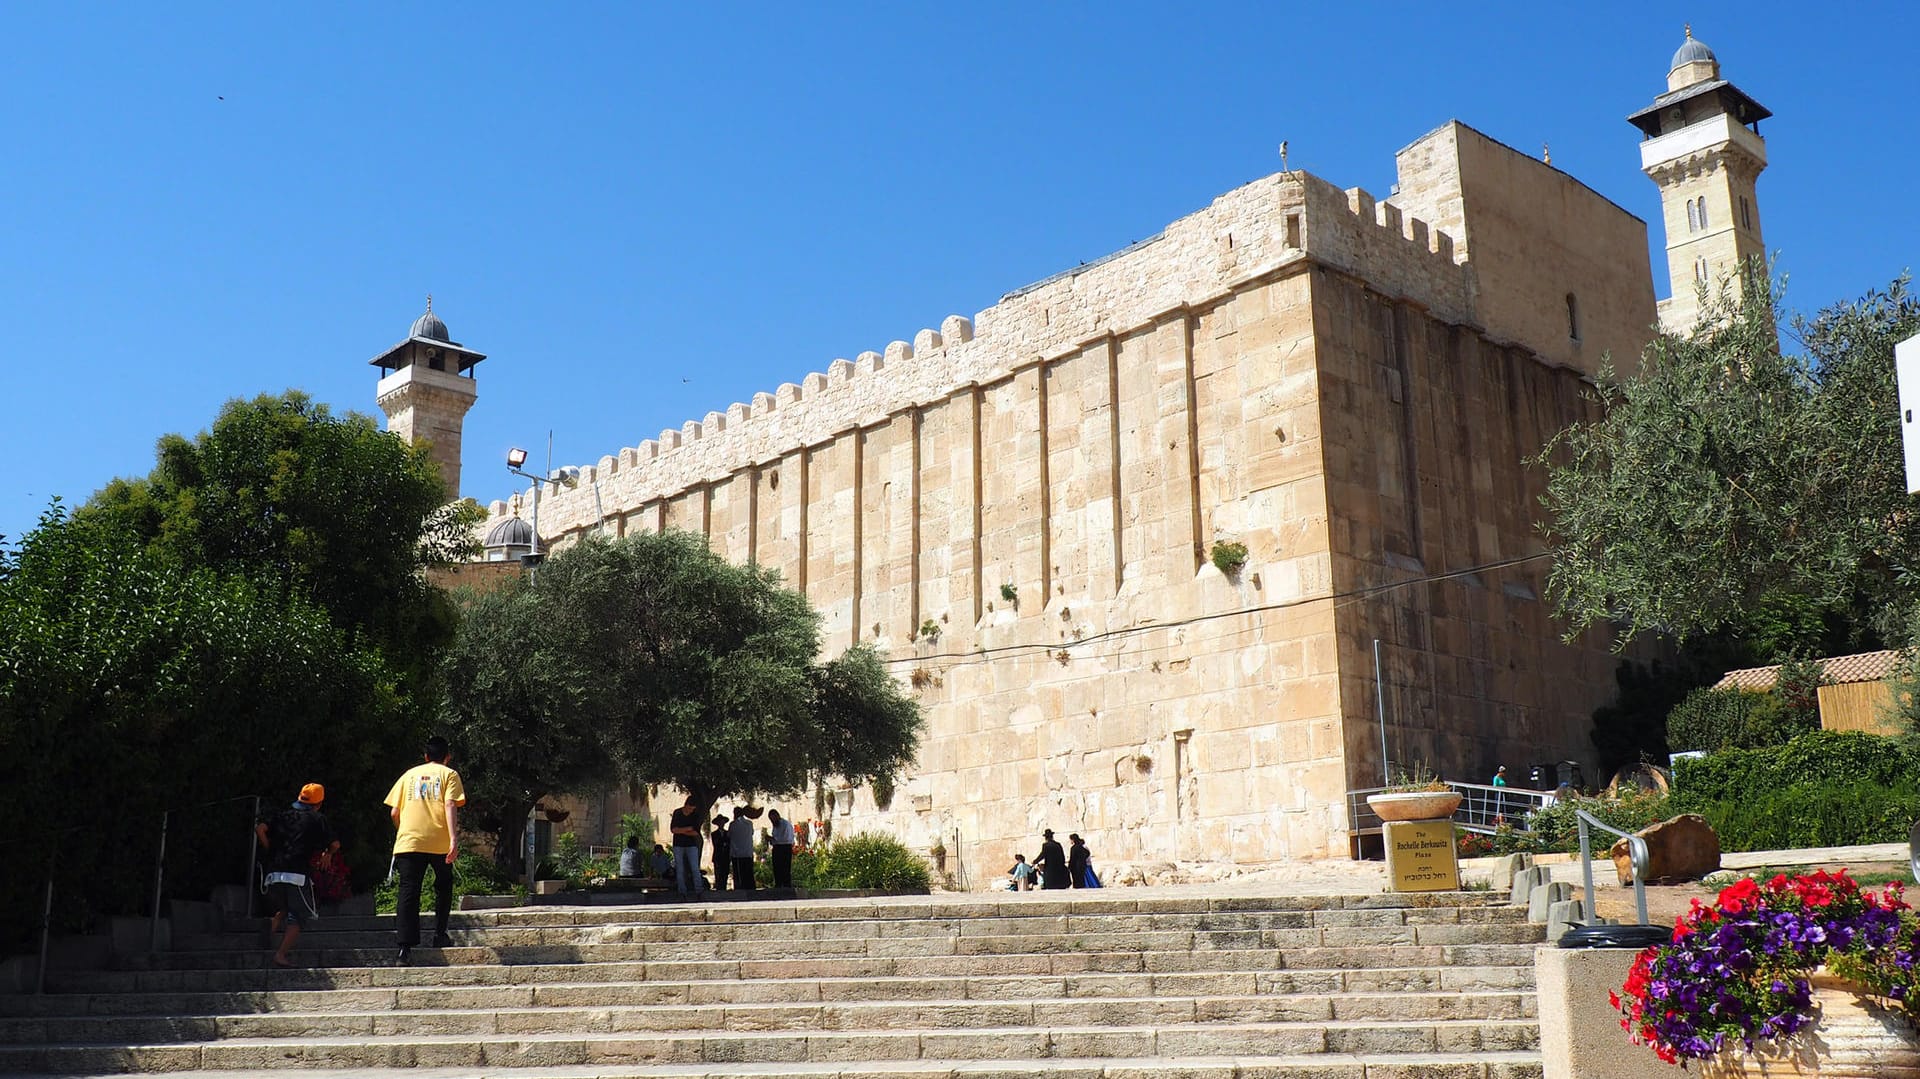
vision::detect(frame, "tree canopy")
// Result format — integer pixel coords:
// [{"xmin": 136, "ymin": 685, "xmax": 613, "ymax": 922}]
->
[
  {"xmin": 0, "ymin": 390, "xmax": 482, "ymax": 947},
  {"xmin": 1539, "ymin": 273, "xmax": 1920, "ymax": 651},
  {"xmin": 81, "ymin": 391, "xmax": 479, "ymax": 685},
  {"xmin": 0, "ymin": 506, "xmax": 407, "ymax": 951},
  {"xmin": 438, "ymin": 529, "xmax": 924, "ymax": 867}
]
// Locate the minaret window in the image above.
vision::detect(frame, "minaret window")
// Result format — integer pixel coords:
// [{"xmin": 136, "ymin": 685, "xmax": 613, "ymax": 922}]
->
[
  {"xmin": 1686, "ymin": 200, "xmax": 1698, "ymax": 232},
  {"xmin": 1697, "ymin": 198, "xmax": 1708, "ymax": 229},
  {"xmin": 1566, "ymin": 293, "xmax": 1580, "ymax": 341},
  {"xmin": 1695, "ymin": 257, "xmax": 1710, "ymax": 284},
  {"xmin": 1740, "ymin": 196, "xmax": 1752, "ymax": 230}
]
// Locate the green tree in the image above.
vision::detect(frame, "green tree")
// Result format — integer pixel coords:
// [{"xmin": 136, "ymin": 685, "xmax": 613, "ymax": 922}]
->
[
  {"xmin": 438, "ymin": 530, "xmax": 924, "ymax": 867},
  {"xmin": 0, "ymin": 507, "xmax": 405, "ymax": 951},
  {"xmin": 435, "ymin": 580, "xmax": 616, "ymax": 875},
  {"xmin": 80, "ymin": 391, "xmax": 479, "ymax": 689},
  {"xmin": 1538, "ymin": 273, "xmax": 1920, "ymax": 649}
]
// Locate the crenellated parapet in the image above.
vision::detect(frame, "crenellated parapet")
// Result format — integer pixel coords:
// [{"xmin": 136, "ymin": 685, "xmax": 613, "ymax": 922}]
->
[{"xmin": 483, "ymin": 165, "xmax": 1484, "ymax": 540}]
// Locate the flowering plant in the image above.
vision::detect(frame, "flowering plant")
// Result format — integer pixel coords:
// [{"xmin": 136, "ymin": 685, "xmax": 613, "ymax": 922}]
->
[{"xmin": 1613, "ymin": 869, "xmax": 1916, "ymax": 1063}]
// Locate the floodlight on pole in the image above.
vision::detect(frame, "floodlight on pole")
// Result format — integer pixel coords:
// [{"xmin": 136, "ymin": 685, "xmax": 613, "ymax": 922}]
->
[{"xmin": 505, "ymin": 447, "xmax": 545, "ymax": 573}]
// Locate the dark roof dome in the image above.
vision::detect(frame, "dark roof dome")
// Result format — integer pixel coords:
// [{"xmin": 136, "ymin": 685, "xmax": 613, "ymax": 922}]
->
[
  {"xmin": 484, "ymin": 516, "xmax": 533, "ymax": 548},
  {"xmin": 1670, "ymin": 33, "xmax": 1716, "ymax": 71},
  {"xmin": 410, "ymin": 296, "xmax": 450, "ymax": 342}
]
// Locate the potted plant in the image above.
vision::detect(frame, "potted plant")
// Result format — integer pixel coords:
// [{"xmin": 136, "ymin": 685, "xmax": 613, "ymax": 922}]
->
[
  {"xmin": 1613, "ymin": 869, "xmax": 1920, "ymax": 1072},
  {"xmin": 1365, "ymin": 768, "xmax": 1461, "ymax": 822}
]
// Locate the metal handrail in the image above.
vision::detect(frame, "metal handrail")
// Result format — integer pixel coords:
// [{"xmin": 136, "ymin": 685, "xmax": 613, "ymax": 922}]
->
[
  {"xmin": 1576, "ymin": 809, "xmax": 1651, "ymax": 927},
  {"xmin": 1346, "ymin": 782, "xmax": 1554, "ymax": 838}
]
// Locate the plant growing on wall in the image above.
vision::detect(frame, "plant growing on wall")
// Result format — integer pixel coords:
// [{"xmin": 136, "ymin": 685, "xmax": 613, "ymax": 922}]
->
[
  {"xmin": 1210, "ymin": 540, "xmax": 1249, "ymax": 577},
  {"xmin": 1000, "ymin": 582, "xmax": 1018, "ymax": 604},
  {"xmin": 918, "ymin": 619, "xmax": 941, "ymax": 642}
]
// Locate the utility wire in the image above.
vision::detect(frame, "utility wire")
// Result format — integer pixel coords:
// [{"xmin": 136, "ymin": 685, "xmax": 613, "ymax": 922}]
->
[{"xmin": 887, "ymin": 550, "xmax": 1554, "ymax": 672}]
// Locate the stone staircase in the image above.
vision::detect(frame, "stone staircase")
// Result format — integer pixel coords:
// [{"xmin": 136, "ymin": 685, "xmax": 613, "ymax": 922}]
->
[{"xmin": 0, "ymin": 890, "xmax": 1545, "ymax": 1078}]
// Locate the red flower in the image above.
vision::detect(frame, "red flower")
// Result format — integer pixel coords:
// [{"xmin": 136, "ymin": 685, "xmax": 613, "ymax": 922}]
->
[{"xmin": 1717, "ymin": 876, "xmax": 1761, "ymax": 914}]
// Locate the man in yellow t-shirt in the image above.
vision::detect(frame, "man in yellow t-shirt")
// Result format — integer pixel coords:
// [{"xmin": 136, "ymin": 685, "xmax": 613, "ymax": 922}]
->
[{"xmin": 384, "ymin": 736, "xmax": 466, "ymax": 963}]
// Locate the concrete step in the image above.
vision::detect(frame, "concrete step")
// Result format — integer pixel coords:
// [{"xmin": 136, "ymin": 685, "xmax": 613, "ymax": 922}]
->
[
  {"xmin": 171, "ymin": 919, "xmax": 1543, "ymax": 955},
  {"xmin": 0, "ymin": 989, "xmax": 1538, "ymax": 1044},
  {"xmin": 1, "ymin": 966, "xmax": 1540, "ymax": 1019},
  {"xmin": 0, "ymin": 1018, "xmax": 1542, "ymax": 1072},
  {"xmin": 47, "ymin": 941, "xmax": 1542, "ymax": 996},
  {"xmin": 0, "ymin": 1053, "xmax": 1547, "ymax": 1078},
  {"xmin": 211, "ymin": 892, "xmax": 1523, "ymax": 934},
  {"xmin": 143, "ymin": 924, "xmax": 1544, "ymax": 969},
  {"xmin": 189, "ymin": 904, "xmax": 1534, "ymax": 944}
]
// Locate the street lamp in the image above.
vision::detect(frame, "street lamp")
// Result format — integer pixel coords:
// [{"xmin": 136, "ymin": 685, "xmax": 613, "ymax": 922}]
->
[{"xmin": 506, "ymin": 447, "xmax": 580, "ymax": 575}]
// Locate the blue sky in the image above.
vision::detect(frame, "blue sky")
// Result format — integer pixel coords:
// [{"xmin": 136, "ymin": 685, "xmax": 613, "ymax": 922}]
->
[{"xmin": 2, "ymin": 3, "xmax": 1914, "ymax": 545}]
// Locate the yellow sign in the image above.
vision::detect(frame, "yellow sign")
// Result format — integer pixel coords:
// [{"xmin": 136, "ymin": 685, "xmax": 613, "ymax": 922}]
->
[{"xmin": 1384, "ymin": 819, "xmax": 1460, "ymax": 892}]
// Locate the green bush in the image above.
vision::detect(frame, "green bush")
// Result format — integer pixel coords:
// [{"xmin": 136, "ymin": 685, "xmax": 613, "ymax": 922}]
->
[
  {"xmin": 1672, "ymin": 731, "xmax": 1920, "ymax": 809},
  {"xmin": 1691, "ymin": 780, "xmax": 1920, "ymax": 852},
  {"xmin": 1517, "ymin": 786, "xmax": 1672, "ymax": 855},
  {"xmin": 808, "ymin": 833, "xmax": 930, "ymax": 891},
  {"xmin": 1665, "ymin": 686, "xmax": 1814, "ymax": 752},
  {"xmin": 374, "ymin": 849, "xmax": 522, "ymax": 912}
]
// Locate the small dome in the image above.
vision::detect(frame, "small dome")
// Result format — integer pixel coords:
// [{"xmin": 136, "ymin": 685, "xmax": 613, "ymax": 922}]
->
[
  {"xmin": 484, "ymin": 516, "xmax": 533, "ymax": 548},
  {"xmin": 1670, "ymin": 35, "xmax": 1716, "ymax": 71},
  {"xmin": 410, "ymin": 307, "xmax": 450, "ymax": 342}
]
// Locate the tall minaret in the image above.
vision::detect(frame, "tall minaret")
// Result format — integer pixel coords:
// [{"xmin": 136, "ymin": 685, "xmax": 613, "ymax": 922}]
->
[
  {"xmin": 1629, "ymin": 27, "xmax": 1772, "ymax": 334},
  {"xmin": 371, "ymin": 298, "xmax": 486, "ymax": 497}
]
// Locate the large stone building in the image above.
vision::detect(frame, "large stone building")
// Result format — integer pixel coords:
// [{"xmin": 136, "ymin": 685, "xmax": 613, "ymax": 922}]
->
[{"xmin": 398, "ymin": 34, "xmax": 1763, "ymax": 869}]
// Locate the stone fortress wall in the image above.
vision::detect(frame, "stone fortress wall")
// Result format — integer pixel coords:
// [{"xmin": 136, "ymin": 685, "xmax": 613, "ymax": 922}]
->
[{"xmin": 478, "ymin": 122, "xmax": 1657, "ymax": 869}]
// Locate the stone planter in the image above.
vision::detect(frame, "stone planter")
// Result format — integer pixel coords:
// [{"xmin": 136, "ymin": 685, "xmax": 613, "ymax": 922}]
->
[
  {"xmin": 1366, "ymin": 791, "xmax": 1462, "ymax": 822},
  {"xmin": 1700, "ymin": 974, "xmax": 1920, "ymax": 1078}
]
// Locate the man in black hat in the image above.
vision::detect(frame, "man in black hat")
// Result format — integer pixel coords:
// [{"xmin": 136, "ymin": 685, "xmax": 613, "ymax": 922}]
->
[{"xmin": 1034, "ymin": 829, "xmax": 1068, "ymax": 890}]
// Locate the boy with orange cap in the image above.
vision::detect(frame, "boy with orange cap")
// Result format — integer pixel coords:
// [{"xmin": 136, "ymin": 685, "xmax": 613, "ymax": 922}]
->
[{"xmin": 254, "ymin": 783, "xmax": 340, "ymax": 968}]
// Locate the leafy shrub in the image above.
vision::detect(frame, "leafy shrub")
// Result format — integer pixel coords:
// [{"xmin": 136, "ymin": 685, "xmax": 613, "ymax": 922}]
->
[
  {"xmin": 1209, "ymin": 540, "xmax": 1249, "ymax": 576},
  {"xmin": 1518, "ymin": 786, "xmax": 1671, "ymax": 855},
  {"xmin": 375, "ymin": 849, "xmax": 522, "ymax": 912},
  {"xmin": 1665, "ymin": 686, "xmax": 1813, "ymax": 752},
  {"xmin": 1690, "ymin": 780, "xmax": 1920, "ymax": 852},
  {"xmin": 1672, "ymin": 731, "xmax": 1920, "ymax": 808},
  {"xmin": 809, "ymin": 833, "xmax": 930, "ymax": 891}
]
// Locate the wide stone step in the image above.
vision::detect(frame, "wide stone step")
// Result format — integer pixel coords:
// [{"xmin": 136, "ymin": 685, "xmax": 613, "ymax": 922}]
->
[
  {"xmin": 0, "ymin": 1018, "xmax": 1541, "ymax": 1072},
  {"xmin": 0, "ymin": 989, "xmax": 1538, "ymax": 1043},
  {"xmin": 4, "ymin": 966, "xmax": 1539, "ymax": 1020},
  {"xmin": 152, "ymin": 924, "xmax": 1544, "ymax": 968},
  {"xmin": 186, "ymin": 905, "xmax": 1534, "ymax": 950},
  {"xmin": 0, "ymin": 1053, "xmax": 1548, "ymax": 1078},
  {"xmin": 214, "ymin": 893, "xmax": 1520, "ymax": 934},
  {"xmin": 45, "ymin": 940, "xmax": 1543, "ymax": 995}
]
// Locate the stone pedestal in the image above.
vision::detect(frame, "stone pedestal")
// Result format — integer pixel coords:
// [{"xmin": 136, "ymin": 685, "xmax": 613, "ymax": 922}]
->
[
  {"xmin": 1536, "ymin": 944, "xmax": 1653, "ymax": 1079},
  {"xmin": 1383, "ymin": 819, "xmax": 1459, "ymax": 892}
]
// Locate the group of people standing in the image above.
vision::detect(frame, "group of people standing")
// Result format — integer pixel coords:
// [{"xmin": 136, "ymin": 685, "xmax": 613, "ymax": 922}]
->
[
  {"xmin": 1009, "ymin": 828, "xmax": 1099, "ymax": 890},
  {"xmin": 667, "ymin": 796, "xmax": 798, "ymax": 894}
]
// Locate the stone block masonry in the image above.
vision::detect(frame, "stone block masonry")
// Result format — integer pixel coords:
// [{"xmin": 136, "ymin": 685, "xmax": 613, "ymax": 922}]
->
[{"xmin": 478, "ymin": 121, "xmax": 1657, "ymax": 870}]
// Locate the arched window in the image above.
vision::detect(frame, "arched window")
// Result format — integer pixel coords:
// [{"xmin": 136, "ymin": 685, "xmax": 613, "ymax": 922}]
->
[
  {"xmin": 1695, "ymin": 257, "xmax": 1709, "ymax": 283},
  {"xmin": 1697, "ymin": 197, "xmax": 1708, "ymax": 229},
  {"xmin": 1740, "ymin": 196, "xmax": 1752, "ymax": 230},
  {"xmin": 1566, "ymin": 293, "xmax": 1580, "ymax": 341},
  {"xmin": 1686, "ymin": 199, "xmax": 1698, "ymax": 231}
]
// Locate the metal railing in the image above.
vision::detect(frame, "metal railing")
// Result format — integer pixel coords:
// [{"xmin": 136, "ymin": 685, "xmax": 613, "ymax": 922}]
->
[
  {"xmin": 1346, "ymin": 781, "xmax": 1555, "ymax": 839},
  {"xmin": 1577, "ymin": 808, "xmax": 1650, "ymax": 926}
]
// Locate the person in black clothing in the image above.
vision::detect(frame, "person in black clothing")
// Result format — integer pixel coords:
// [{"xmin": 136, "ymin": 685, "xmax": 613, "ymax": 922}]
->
[
  {"xmin": 1034, "ymin": 829, "xmax": 1068, "ymax": 890},
  {"xmin": 668, "ymin": 796, "xmax": 706, "ymax": 896},
  {"xmin": 710, "ymin": 815, "xmax": 731, "ymax": 892},
  {"xmin": 254, "ymin": 783, "xmax": 340, "ymax": 968},
  {"xmin": 1067, "ymin": 834, "xmax": 1091, "ymax": 889}
]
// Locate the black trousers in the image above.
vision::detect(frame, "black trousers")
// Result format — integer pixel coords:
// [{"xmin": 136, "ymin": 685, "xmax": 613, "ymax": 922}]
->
[
  {"xmin": 393, "ymin": 851, "xmax": 454, "ymax": 947},
  {"xmin": 771, "ymin": 844, "xmax": 793, "ymax": 888},
  {"xmin": 713, "ymin": 853, "xmax": 730, "ymax": 891},
  {"xmin": 732, "ymin": 856, "xmax": 756, "ymax": 890}
]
